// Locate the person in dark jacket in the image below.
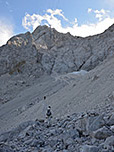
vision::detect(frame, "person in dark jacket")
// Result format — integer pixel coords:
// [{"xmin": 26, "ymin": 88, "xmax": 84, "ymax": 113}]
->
[
  {"xmin": 46, "ymin": 106, "xmax": 52, "ymax": 127},
  {"xmin": 46, "ymin": 106, "xmax": 52, "ymax": 118}
]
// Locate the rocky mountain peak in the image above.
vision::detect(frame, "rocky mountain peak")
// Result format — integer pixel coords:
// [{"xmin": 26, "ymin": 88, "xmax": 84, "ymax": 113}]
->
[
  {"xmin": 32, "ymin": 25, "xmax": 50, "ymax": 36},
  {"xmin": 0, "ymin": 24, "xmax": 114, "ymax": 77}
]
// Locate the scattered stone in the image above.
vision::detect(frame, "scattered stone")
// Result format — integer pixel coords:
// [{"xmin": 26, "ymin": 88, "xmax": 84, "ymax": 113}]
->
[
  {"xmin": 93, "ymin": 126, "xmax": 113, "ymax": 139},
  {"xmin": 88, "ymin": 115, "xmax": 105, "ymax": 132},
  {"xmin": 81, "ymin": 145, "xmax": 99, "ymax": 152},
  {"xmin": 104, "ymin": 136, "xmax": 114, "ymax": 147},
  {"xmin": 110, "ymin": 125, "xmax": 114, "ymax": 132},
  {"xmin": 91, "ymin": 75, "xmax": 99, "ymax": 81},
  {"xmin": 107, "ymin": 113, "xmax": 114, "ymax": 126},
  {"xmin": 0, "ymin": 104, "xmax": 114, "ymax": 152}
]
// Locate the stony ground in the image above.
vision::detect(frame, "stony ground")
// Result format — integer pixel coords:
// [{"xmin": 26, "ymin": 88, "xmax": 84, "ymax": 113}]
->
[{"xmin": 0, "ymin": 103, "xmax": 114, "ymax": 152}]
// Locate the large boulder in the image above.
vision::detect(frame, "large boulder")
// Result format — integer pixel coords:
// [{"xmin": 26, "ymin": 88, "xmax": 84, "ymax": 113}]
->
[
  {"xmin": 104, "ymin": 136, "xmax": 114, "ymax": 147},
  {"xmin": 93, "ymin": 126, "xmax": 113, "ymax": 139},
  {"xmin": 107, "ymin": 113, "xmax": 114, "ymax": 126},
  {"xmin": 81, "ymin": 145, "xmax": 99, "ymax": 152},
  {"xmin": 88, "ymin": 115, "xmax": 105, "ymax": 132}
]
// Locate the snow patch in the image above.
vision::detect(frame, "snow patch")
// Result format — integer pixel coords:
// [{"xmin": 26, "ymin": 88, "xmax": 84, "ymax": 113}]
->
[{"xmin": 70, "ymin": 70, "xmax": 88, "ymax": 75}]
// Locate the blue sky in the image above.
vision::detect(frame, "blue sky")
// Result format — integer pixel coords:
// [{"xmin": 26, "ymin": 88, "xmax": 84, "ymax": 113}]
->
[{"xmin": 0, "ymin": 0, "xmax": 114, "ymax": 46}]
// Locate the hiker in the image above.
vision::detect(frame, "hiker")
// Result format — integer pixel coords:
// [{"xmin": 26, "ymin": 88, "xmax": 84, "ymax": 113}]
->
[
  {"xmin": 46, "ymin": 106, "xmax": 52, "ymax": 118},
  {"xmin": 44, "ymin": 96, "xmax": 46, "ymax": 100},
  {"xmin": 46, "ymin": 106, "xmax": 52, "ymax": 127}
]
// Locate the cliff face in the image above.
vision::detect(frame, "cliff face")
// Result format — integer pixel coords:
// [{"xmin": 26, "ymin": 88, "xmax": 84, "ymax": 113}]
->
[{"xmin": 0, "ymin": 24, "xmax": 114, "ymax": 77}]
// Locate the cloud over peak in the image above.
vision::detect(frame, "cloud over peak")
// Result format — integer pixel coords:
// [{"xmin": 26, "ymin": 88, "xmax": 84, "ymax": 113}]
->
[
  {"xmin": 22, "ymin": 8, "xmax": 114, "ymax": 37},
  {"xmin": 22, "ymin": 9, "xmax": 67, "ymax": 31}
]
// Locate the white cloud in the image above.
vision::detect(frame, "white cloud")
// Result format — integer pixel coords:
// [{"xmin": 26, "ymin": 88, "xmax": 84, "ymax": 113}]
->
[
  {"xmin": 88, "ymin": 8, "xmax": 92, "ymax": 13},
  {"xmin": 22, "ymin": 9, "xmax": 68, "ymax": 31},
  {"xmin": 88, "ymin": 8, "xmax": 110, "ymax": 21},
  {"xmin": 47, "ymin": 9, "xmax": 68, "ymax": 21},
  {"xmin": 0, "ymin": 20, "xmax": 14, "ymax": 46},
  {"xmin": 67, "ymin": 17, "xmax": 114, "ymax": 37},
  {"xmin": 22, "ymin": 9, "xmax": 114, "ymax": 37}
]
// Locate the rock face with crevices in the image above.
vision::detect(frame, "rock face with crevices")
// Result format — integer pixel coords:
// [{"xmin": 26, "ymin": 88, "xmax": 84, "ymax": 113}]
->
[{"xmin": 0, "ymin": 24, "xmax": 114, "ymax": 77}]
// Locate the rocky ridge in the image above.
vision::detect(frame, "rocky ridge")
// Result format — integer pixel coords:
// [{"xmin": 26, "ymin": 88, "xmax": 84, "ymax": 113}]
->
[{"xmin": 0, "ymin": 24, "xmax": 114, "ymax": 77}]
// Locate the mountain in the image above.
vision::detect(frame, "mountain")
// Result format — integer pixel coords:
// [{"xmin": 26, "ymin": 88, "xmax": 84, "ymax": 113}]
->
[
  {"xmin": 0, "ymin": 24, "xmax": 114, "ymax": 151},
  {"xmin": 0, "ymin": 24, "xmax": 114, "ymax": 77}
]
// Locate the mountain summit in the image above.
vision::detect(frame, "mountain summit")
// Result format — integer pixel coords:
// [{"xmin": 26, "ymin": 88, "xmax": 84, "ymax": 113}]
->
[{"xmin": 0, "ymin": 24, "xmax": 114, "ymax": 77}]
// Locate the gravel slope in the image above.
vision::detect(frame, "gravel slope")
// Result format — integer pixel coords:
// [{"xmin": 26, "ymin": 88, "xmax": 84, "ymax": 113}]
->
[{"xmin": 0, "ymin": 56, "xmax": 114, "ymax": 134}]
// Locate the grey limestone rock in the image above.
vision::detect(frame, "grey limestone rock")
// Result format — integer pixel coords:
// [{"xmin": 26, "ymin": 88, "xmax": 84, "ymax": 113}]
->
[
  {"xmin": 81, "ymin": 145, "xmax": 99, "ymax": 152},
  {"xmin": 104, "ymin": 136, "xmax": 114, "ymax": 147},
  {"xmin": 0, "ymin": 24, "xmax": 114, "ymax": 77},
  {"xmin": 93, "ymin": 126, "xmax": 113, "ymax": 139},
  {"xmin": 107, "ymin": 113, "xmax": 114, "ymax": 126},
  {"xmin": 88, "ymin": 115, "xmax": 105, "ymax": 132},
  {"xmin": 0, "ymin": 102, "xmax": 114, "ymax": 152}
]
